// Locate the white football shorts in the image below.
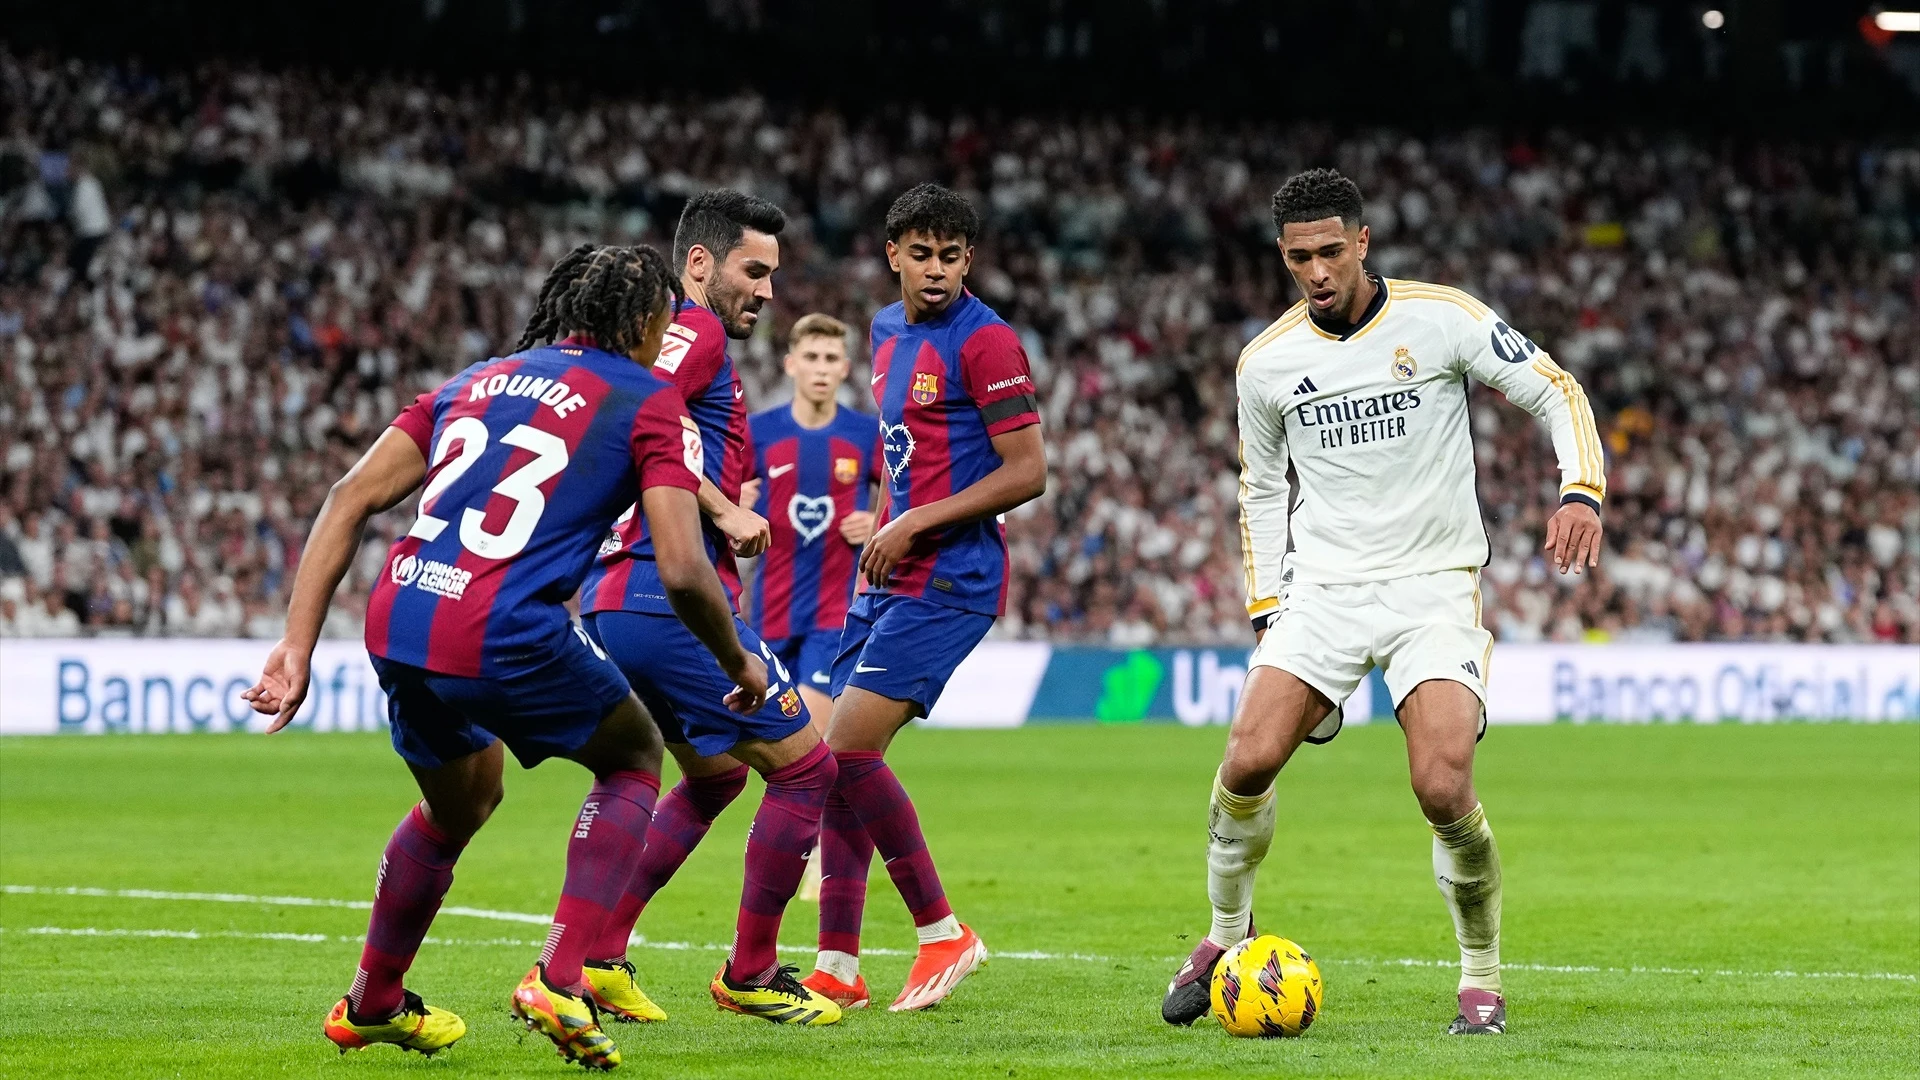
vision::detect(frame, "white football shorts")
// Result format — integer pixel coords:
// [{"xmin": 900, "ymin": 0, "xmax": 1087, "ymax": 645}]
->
[{"xmin": 1249, "ymin": 568, "xmax": 1493, "ymax": 745}]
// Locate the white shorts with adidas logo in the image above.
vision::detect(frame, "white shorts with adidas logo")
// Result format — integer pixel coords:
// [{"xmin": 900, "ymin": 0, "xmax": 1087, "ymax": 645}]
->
[{"xmin": 1249, "ymin": 568, "xmax": 1493, "ymax": 745}]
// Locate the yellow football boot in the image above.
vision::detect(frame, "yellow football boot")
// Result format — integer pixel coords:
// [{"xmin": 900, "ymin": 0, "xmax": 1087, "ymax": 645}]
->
[
  {"xmin": 709, "ymin": 963, "xmax": 843, "ymax": 1026},
  {"xmin": 510, "ymin": 966, "xmax": 621, "ymax": 1070},
  {"xmin": 584, "ymin": 958, "xmax": 668, "ymax": 1023},
  {"xmin": 323, "ymin": 990, "xmax": 466, "ymax": 1056}
]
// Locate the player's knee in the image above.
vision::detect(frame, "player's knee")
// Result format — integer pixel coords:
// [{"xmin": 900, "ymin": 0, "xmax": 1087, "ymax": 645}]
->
[
  {"xmin": 1410, "ymin": 765, "xmax": 1475, "ymax": 824},
  {"xmin": 432, "ymin": 785, "xmax": 503, "ymax": 841},
  {"xmin": 630, "ymin": 716, "xmax": 665, "ymax": 771},
  {"xmin": 478, "ymin": 783, "xmax": 506, "ymax": 824},
  {"xmin": 1219, "ymin": 732, "xmax": 1281, "ymax": 796}
]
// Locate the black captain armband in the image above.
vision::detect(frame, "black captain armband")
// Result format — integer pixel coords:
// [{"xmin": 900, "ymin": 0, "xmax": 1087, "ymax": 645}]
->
[
  {"xmin": 981, "ymin": 394, "xmax": 1039, "ymax": 426},
  {"xmin": 1251, "ymin": 611, "xmax": 1276, "ymax": 633},
  {"xmin": 1560, "ymin": 491, "xmax": 1602, "ymax": 514}
]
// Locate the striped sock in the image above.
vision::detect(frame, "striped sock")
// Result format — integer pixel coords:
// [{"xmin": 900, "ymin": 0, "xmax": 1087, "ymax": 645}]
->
[
  {"xmin": 727, "ymin": 744, "xmax": 838, "ymax": 983},
  {"xmin": 348, "ymin": 804, "xmax": 466, "ymax": 1020},
  {"xmin": 541, "ymin": 770, "xmax": 660, "ymax": 992},
  {"xmin": 588, "ymin": 765, "xmax": 747, "ymax": 961},
  {"xmin": 816, "ymin": 787, "xmax": 874, "ymax": 972},
  {"xmin": 832, "ymin": 751, "xmax": 954, "ymax": 930}
]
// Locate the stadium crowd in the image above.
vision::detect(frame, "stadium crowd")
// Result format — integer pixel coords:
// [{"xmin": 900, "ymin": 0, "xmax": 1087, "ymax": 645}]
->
[{"xmin": 1, "ymin": 53, "xmax": 1915, "ymax": 644}]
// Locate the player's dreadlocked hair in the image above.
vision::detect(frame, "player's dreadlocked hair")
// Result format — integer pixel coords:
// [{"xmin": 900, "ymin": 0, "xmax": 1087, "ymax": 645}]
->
[
  {"xmin": 1271, "ymin": 168, "xmax": 1365, "ymax": 231},
  {"xmin": 885, "ymin": 183, "xmax": 980, "ymax": 244},
  {"xmin": 514, "ymin": 243, "xmax": 683, "ymax": 355}
]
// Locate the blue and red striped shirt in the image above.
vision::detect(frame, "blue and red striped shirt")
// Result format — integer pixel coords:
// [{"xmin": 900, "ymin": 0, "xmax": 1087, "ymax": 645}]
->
[
  {"xmin": 582, "ymin": 300, "xmax": 753, "ymax": 615},
  {"xmin": 746, "ymin": 404, "xmax": 882, "ymax": 643},
  {"xmin": 365, "ymin": 342, "xmax": 702, "ymax": 677},
  {"xmin": 865, "ymin": 290, "xmax": 1041, "ymax": 616}
]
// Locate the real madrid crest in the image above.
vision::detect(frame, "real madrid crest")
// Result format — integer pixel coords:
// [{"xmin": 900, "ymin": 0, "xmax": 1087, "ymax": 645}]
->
[
  {"xmin": 1391, "ymin": 347, "xmax": 1417, "ymax": 382},
  {"xmin": 911, "ymin": 370, "xmax": 941, "ymax": 405}
]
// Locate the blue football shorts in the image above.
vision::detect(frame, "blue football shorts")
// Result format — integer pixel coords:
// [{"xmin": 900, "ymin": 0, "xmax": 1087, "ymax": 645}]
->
[
  {"xmin": 584, "ymin": 610, "xmax": 811, "ymax": 758},
  {"xmin": 371, "ymin": 622, "xmax": 632, "ymax": 771},
  {"xmin": 828, "ymin": 592, "xmax": 995, "ymax": 718},
  {"xmin": 763, "ymin": 630, "xmax": 842, "ymax": 698}
]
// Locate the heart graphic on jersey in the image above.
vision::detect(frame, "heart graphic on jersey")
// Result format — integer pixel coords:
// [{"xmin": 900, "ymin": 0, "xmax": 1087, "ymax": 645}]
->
[
  {"xmin": 788, "ymin": 494, "xmax": 834, "ymax": 544},
  {"xmin": 881, "ymin": 422, "xmax": 915, "ymax": 483}
]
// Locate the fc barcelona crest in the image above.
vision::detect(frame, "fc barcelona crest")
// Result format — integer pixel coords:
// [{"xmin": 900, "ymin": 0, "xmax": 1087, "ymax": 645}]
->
[
  {"xmin": 911, "ymin": 371, "xmax": 941, "ymax": 405},
  {"xmin": 834, "ymin": 456, "xmax": 859, "ymax": 484},
  {"xmin": 778, "ymin": 688, "xmax": 803, "ymax": 718}
]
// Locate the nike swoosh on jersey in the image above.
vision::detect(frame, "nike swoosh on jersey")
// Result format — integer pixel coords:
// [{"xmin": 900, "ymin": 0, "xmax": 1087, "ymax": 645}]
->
[
  {"xmin": 871, "ymin": 371, "xmax": 885, "ymax": 385},
  {"xmin": 810, "ymin": 672, "xmax": 830, "ymax": 683},
  {"xmin": 769, "ymin": 463, "xmax": 796, "ymax": 478},
  {"xmin": 855, "ymin": 662, "xmax": 887, "ymax": 673}
]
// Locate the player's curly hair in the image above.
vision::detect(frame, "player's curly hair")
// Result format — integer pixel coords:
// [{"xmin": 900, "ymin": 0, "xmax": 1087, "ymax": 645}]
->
[
  {"xmin": 515, "ymin": 243, "xmax": 684, "ymax": 355},
  {"xmin": 1271, "ymin": 168, "xmax": 1365, "ymax": 231},
  {"xmin": 885, "ymin": 183, "xmax": 980, "ymax": 244}
]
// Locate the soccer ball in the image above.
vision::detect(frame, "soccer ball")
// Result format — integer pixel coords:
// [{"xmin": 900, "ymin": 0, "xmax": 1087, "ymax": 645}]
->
[{"xmin": 1209, "ymin": 935, "xmax": 1323, "ymax": 1038}]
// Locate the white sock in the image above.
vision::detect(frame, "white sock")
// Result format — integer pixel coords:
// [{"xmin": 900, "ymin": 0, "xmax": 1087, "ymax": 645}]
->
[
  {"xmin": 1206, "ymin": 770, "xmax": 1276, "ymax": 950},
  {"xmin": 916, "ymin": 913, "xmax": 962, "ymax": 945},
  {"xmin": 816, "ymin": 949, "xmax": 860, "ymax": 984},
  {"xmin": 1432, "ymin": 803, "xmax": 1502, "ymax": 993}
]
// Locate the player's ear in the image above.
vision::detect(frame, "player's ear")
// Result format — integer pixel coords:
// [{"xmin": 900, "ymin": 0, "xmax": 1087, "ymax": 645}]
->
[
  {"xmin": 632, "ymin": 306, "xmax": 671, "ymax": 366},
  {"xmin": 1354, "ymin": 224, "xmax": 1369, "ymax": 260},
  {"xmin": 959, "ymin": 245, "xmax": 973, "ymax": 275},
  {"xmin": 783, "ymin": 351, "xmax": 798, "ymax": 378},
  {"xmin": 885, "ymin": 240, "xmax": 901, "ymax": 273}
]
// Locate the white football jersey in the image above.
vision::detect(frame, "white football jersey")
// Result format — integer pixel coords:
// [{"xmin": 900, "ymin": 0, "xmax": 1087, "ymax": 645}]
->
[{"xmin": 1236, "ymin": 277, "xmax": 1606, "ymax": 620}]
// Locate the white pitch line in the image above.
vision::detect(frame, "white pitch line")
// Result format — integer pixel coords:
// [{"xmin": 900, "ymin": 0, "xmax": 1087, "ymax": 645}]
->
[
  {"xmin": 0, "ymin": 923, "xmax": 932, "ymax": 960},
  {"xmin": 0, "ymin": 884, "xmax": 1080, "ymax": 961},
  {"xmin": 1, "ymin": 884, "xmax": 549, "ymax": 926},
  {"xmin": 6, "ymin": 885, "xmax": 1915, "ymax": 984},
  {"xmin": 1342, "ymin": 955, "xmax": 1918, "ymax": 983},
  {"xmin": 1, "ymin": 926, "xmax": 541, "ymax": 948}
]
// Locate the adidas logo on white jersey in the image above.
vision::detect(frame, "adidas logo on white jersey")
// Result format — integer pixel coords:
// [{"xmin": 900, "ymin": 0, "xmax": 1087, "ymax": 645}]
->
[{"xmin": 1293, "ymin": 376, "xmax": 1318, "ymax": 395}]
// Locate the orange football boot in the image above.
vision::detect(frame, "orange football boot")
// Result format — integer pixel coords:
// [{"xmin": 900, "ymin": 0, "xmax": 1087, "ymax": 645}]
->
[{"xmin": 890, "ymin": 924, "xmax": 987, "ymax": 1011}]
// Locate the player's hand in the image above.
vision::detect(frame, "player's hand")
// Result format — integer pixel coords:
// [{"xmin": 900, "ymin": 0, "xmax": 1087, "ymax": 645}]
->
[
  {"xmin": 722, "ymin": 651, "xmax": 770, "ymax": 715},
  {"xmin": 839, "ymin": 509, "xmax": 876, "ymax": 547},
  {"xmin": 716, "ymin": 503, "xmax": 771, "ymax": 558},
  {"xmin": 242, "ymin": 639, "xmax": 312, "ymax": 733},
  {"xmin": 1543, "ymin": 501, "xmax": 1603, "ymax": 575},
  {"xmin": 860, "ymin": 509, "xmax": 921, "ymax": 588}
]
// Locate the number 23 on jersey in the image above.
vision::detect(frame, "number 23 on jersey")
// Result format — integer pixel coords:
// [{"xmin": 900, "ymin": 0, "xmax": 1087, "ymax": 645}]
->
[{"xmin": 406, "ymin": 416, "xmax": 570, "ymax": 560}]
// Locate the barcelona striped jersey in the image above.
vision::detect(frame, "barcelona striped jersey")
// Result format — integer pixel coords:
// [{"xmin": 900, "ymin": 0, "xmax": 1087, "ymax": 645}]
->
[
  {"xmin": 865, "ymin": 290, "xmax": 1041, "ymax": 616},
  {"xmin": 582, "ymin": 300, "xmax": 754, "ymax": 615},
  {"xmin": 365, "ymin": 341, "xmax": 702, "ymax": 677},
  {"xmin": 746, "ymin": 404, "xmax": 882, "ymax": 643}
]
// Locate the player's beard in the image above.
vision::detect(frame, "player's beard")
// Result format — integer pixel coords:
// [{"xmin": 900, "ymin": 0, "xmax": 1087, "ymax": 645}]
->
[{"xmin": 707, "ymin": 277, "xmax": 764, "ymax": 340}]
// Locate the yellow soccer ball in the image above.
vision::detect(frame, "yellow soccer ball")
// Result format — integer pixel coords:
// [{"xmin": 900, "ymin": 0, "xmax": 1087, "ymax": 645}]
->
[{"xmin": 1209, "ymin": 935, "xmax": 1323, "ymax": 1038}]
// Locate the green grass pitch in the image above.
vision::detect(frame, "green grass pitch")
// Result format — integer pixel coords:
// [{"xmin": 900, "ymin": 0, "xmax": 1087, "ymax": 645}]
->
[{"xmin": 2, "ymin": 722, "xmax": 1916, "ymax": 1079}]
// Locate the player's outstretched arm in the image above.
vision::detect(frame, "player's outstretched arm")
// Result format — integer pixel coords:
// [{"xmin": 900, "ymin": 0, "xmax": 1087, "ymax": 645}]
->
[
  {"xmin": 643, "ymin": 484, "xmax": 769, "ymax": 713},
  {"xmin": 244, "ymin": 428, "xmax": 427, "ymax": 731},
  {"xmin": 861, "ymin": 424, "xmax": 1045, "ymax": 588}
]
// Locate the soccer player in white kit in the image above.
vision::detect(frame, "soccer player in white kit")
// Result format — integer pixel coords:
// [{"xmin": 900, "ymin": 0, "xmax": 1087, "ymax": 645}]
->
[{"xmin": 1160, "ymin": 169, "xmax": 1607, "ymax": 1035}]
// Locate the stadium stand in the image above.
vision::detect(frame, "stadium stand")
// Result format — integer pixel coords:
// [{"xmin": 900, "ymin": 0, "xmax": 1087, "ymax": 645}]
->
[{"xmin": 0, "ymin": 53, "xmax": 1914, "ymax": 644}]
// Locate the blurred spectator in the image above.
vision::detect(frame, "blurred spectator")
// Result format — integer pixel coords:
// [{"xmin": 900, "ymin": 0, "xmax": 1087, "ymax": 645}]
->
[{"xmin": 0, "ymin": 52, "xmax": 1913, "ymax": 644}]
